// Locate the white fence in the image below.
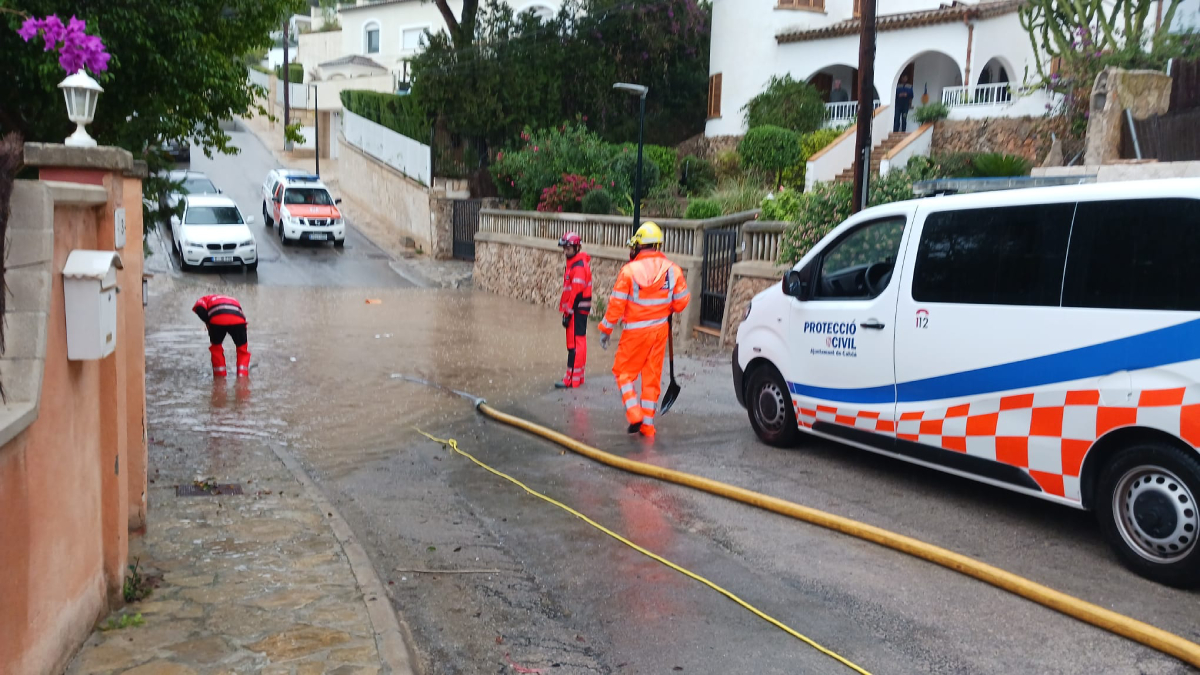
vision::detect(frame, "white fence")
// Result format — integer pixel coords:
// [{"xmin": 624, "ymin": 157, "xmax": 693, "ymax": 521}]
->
[
  {"xmin": 342, "ymin": 109, "xmax": 432, "ymax": 185},
  {"xmin": 275, "ymin": 80, "xmax": 309, "ymax": 108},
  {"xmin": 248, "ymin": 68, "xmax": 270, "ymax": 90},
  {"xmin": 941, "ymin": 82, "xmax": 1014, "ymax": 107},
  {"xmin": 824, "ymin": 100, "xmax": 880, "ymax": 127}
]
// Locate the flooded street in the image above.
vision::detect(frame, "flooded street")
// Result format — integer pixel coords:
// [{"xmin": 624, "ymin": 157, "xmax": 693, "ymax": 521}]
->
[{"xmin": 137, "ymin": 137, "xmax": 1198, "ymax": 675}]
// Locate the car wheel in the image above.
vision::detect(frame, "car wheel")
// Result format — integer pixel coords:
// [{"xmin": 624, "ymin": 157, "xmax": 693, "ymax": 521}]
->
[
  {"xmin": 334, "ymin": 238, "xmax": 345, "ymax": 248},
  {"xmin": 263, "ymin": 203, "xmax": 272, "ymax": 227},
  {"xmin": 246, "ymin": 261, "xmax": 258, "ymax": 272},
  {"xmin": 745, "ymin": 364, "xmax": 799, "ymax": 448},
  {"xmin": 1096, "ymin": 440, "xmax": 1200, "ymax": 588}
]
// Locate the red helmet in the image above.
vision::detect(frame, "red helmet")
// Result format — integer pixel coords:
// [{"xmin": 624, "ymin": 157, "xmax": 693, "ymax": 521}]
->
[{"xmin": 558, "ymin": 231, "xmax": 582, "ymax": 247}]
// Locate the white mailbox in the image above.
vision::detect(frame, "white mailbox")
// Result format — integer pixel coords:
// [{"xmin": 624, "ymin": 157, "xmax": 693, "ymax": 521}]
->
[{"xmin": 63, "ymin": 250, "xmax": 123, "ymax": 361}]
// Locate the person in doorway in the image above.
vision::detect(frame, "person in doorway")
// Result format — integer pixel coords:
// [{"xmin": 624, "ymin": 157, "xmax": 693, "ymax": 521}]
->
[
  {"xmin": 830, "ymin": 79, "xmax": 850, "ymax": 103},
  {"xmin": 193, "ymin": 294, "xmax": 250, "ymax": 378},
  {"xmin": 894, "ymin": 75, "xmax": 914, "ymax": 132},
  {"xmin": 597, "ymin": 223, "xmax": 690, "ymax": 438},
  {"xmin": 556, "ymin": 232, "xmax": 593, "ymax": 389}
]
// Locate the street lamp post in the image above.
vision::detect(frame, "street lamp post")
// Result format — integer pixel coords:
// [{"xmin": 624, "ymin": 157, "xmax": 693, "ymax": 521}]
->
[{"xmin": 613, "ymin": 83, "xmax": 649, "ymax": 234}]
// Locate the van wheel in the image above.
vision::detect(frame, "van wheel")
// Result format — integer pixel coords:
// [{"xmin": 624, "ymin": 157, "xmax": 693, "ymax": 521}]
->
[
  {"xmin": 1096, "ymin": 441, "xmax": 1200, "ymax": 588},
  {"xmin": 746, "ymin": 365, "xmax": 799, "ymax": 448}
]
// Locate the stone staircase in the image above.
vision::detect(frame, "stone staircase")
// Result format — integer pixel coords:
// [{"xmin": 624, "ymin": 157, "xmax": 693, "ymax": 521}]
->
[{"xmin": 834, "ymin": 131, "xmax": 910, "ymax": 183}]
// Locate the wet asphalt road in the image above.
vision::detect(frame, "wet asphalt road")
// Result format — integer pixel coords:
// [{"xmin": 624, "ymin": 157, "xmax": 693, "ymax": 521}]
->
[
  {"xmin": 148, "ymin": 123, "xmax": 410, "ymax": 288},
  {"xmin": 145, "ymin": 144, "xmax": 1200, "ymax": 675}
]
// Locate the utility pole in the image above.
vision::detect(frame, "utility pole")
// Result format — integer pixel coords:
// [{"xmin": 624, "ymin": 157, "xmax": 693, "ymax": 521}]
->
[
  {"xmin": 283, "ymin": 18, "xmax": 292, "ymax": 151},
  {"xmin": 852, "ymin": 0, "xmax": 877, "ymax": 213}
]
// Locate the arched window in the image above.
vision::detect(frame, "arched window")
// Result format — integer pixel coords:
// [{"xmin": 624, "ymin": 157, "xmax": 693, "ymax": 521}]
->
[{"xmin": 363, "ymin": 20, "xmax": 381, "ymax": 54}]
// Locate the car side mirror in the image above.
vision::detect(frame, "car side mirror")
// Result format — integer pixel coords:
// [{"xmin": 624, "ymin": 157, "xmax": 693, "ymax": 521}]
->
[
  {"xmin": 217, "ymin": 188, "xmax": 223, "ymax": 194},
  {"xmin": 335, "ymin": 198, "xmax": 342, "ymax": 205},
  {"xmin": 783, "ymin": 267, "xmax": 811, "ymax": 300}
]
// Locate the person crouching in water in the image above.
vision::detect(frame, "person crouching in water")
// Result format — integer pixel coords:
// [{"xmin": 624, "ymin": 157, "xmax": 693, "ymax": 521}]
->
[{"xmin": 193, "ymin": 294, "xmax": 250, "ymax": 377}]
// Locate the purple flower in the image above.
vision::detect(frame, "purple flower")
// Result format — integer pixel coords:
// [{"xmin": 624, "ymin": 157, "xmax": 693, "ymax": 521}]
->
[
  {"xmin": 1045, "ymin": 103, "xmax": 1053, "ymax": 110},
  {"xmin": 17, "ymin": 17, "xmax": 42, "ymax": 42},
  {"xmin": 14, "ymin": 13, "xmax": 110, "ymax": 74}
]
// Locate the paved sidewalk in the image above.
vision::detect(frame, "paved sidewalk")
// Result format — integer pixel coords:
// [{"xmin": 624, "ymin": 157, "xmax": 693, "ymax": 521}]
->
[
  {"xmin": 66, "ymin": 389, "xmax": 411, "ymax": 675},
  {"xmin": 238, "ymin": 114, "xmax": 473, "ymax": 290}
]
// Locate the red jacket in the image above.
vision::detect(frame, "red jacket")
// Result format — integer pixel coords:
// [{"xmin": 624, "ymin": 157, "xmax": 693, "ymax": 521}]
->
[
  {"xmin": 559, "ymin": 251, "xmax": 593, "ymax": 316},
  {"xmin": 193, "ymin": 295, "xmax": 247, "ymax": 326}
]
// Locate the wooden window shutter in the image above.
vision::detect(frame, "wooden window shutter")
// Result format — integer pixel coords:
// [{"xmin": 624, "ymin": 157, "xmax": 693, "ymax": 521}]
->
[
  {"xmin": 708, "ymin": 74, "xmax": 723, "ymax": 119},
  {"xmin": 853, "ymin": 0, "xmax": 861, "ymax": 16}
]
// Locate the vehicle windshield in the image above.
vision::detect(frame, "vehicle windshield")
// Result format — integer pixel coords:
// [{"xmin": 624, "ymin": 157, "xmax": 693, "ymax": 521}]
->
[
  {"xmin": 284, "ymin": 187, "xmax": 334, "ymax": 206},
  {"xmin": 181, "ymin": 178, "xmax": 217, "ymax": 194},
  {"xmin": 184, "ymin": 206, "xmax": 244, "ymax": 225}
]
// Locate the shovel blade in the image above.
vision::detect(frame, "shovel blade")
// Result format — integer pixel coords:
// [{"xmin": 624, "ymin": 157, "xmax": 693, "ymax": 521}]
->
[{"xmin": 660, "ymin": 379, "xmax": 682, "ymax": 415}]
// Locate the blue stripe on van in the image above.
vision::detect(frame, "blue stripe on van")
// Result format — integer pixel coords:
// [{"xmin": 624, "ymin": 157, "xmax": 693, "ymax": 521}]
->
[{"xmin": 789, "ymin": 318, "xmax": 1200, "ymax": 405}]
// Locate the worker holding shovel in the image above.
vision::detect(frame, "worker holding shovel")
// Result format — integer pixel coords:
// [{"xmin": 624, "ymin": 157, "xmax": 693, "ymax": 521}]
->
[{"xmin": 598, "ymin": 222, "xmax": 689, "ymax": 437}]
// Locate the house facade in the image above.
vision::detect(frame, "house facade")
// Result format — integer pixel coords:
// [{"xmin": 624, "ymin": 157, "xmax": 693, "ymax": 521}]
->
[
  {"xmin": 338, "ymin": 0, "xmax": 561, "ymax": 77},
  {"xmin": 706, "ymin": 0, "xmax": 1053, "ymax": 136}
]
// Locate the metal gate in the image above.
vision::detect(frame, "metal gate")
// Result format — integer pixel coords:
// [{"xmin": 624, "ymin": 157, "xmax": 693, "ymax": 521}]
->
[
  {"xmin": 700, "ymin": 228, "xmax": 739, "ymax": 328},
  {"xmin": 452, "ymin": 199, "xmax": 482, "ymax": 261}
]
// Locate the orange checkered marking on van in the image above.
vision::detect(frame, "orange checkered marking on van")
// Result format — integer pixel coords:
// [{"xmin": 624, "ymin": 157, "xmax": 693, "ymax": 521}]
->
[{"xmin": 790, "ymin": 386, "xmax": 1200, "ymax": 503}]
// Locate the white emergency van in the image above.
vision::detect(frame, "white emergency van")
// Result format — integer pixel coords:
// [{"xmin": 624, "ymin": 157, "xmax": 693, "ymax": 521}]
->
[{"xmin": 733, "ymin": 179, "xmax": 1200, "ymax": 587}]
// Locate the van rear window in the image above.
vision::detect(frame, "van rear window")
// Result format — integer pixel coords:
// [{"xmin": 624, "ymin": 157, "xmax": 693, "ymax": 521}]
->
[
  {"xmin": 912, "ymin": 204, "xmax": 1074, "ymax": 306},
  {"xmin": 1063, "ymin": 198, "xmax": 1200, "ymax": 311}
]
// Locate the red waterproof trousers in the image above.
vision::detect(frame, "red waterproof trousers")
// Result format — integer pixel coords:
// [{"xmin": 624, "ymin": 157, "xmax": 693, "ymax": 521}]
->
[{"xmin": 564, "ymin": 314, "xmax": 587, "ymax": 387}]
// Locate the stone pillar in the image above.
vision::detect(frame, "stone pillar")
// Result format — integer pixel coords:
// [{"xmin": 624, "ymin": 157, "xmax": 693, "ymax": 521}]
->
[{"xmin": 1084, "ymin": 68, "xmax": 1173, "ymax": 165}]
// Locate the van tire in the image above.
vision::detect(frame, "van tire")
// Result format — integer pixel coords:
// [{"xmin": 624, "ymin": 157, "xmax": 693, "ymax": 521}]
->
[
  {"xmin": 746, "ymin": 364, "xmax": 799, "ymax": 448},
  {"xmin": 1096, "ymin": 441, "xmax": 1200, "ymax": 588}
]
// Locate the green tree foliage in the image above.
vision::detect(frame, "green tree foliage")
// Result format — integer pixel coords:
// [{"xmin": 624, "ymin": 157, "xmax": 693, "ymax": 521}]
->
[
  {"xmin": 743, "ymin": 75, "xmax": 825, "ymax": 135},
  {"xmin": 642, "ymin": 145, "xmax": 677, "ymax": 183},
  {"xmin": 490, "ymin": 120, "xmax": 616, "ymax": 208},
  {"xmin": 412, "ymin": 0, "xmax": 711, "ymax": 155},
  {"xmin": 971, "ymin": 152, "xmax": 1032, "ymax": 177},
  {"xmin": 607, "ymin": 148, "xmax": 661, "ymax": 203},
  {"xmin": 0, "ymin": 0, "xmax": 302, "ymax": 209},
  {"xmin": 738, "ymin": 125, "xmax": 802, "ymax": 186}
]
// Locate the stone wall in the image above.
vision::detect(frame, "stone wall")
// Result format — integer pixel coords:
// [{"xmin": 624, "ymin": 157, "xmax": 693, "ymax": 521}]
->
[
  {"xmin": 932, "ymin": 116, "xmax": 1068, "ymax": 164},
  {"xmin": 1084, "ymin": 68, "xmax": 1173, "ymax": 165},
  {"xmin": 677, "ymin": 133, "xmax": 742, "ymax": 161},
  {"xmin": 721, "ymin": 263, "xmax": 781, "ymax": 349},
  {"xmin": 475, "ymin": 233, "xmax": 701, "ymax": 344},
  {"xmin": 337, "ymin": 134, "xmax": 433, "ymax": 254}
]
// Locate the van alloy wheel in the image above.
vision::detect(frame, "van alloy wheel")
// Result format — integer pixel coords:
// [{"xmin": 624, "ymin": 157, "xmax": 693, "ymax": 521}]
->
[
  {"xmin": 1113, "ymin": 465, "xmax": 1197, "ymax": 564},
  {"xmin": 754, "ymin": 380, "xmax": 789, "ymax": 434}
]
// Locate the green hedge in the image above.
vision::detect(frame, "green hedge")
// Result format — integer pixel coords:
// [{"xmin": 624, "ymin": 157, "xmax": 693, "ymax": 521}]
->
[
  {"xmin": 340, "ymin": 90, "xmax": 429, "ymax": 141},
  {"xmin": 275, "ymin": 63, "xmax": 304, "ymax": 82}
]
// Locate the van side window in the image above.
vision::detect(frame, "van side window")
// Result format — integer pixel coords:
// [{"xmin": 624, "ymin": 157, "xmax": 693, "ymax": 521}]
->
[
  {"xmin": 912, "ymin": 204, "xmax": 1073, "ymax": 306},
  {"xmin": 1063, "ymin": 198, "xmax": 1200, "ymax": 311},
  {"xmin": 814, "ymin": 217, "xmax": 906, "ymax": 300}
]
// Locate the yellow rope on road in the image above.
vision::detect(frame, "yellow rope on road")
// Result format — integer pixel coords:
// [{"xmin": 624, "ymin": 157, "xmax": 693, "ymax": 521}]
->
[{"xmin": 414, "ymin": 428, "xmax": 873, "ymax": 675}]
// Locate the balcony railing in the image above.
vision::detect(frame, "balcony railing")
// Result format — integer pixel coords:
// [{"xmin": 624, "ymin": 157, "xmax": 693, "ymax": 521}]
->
[
  {"xmin": 824, "ymin": 100, "xmax": 881, "ymax": 127},
  {"xmin": 941, "ymin": 82, "xmax": 1014, "ymax": 107}
]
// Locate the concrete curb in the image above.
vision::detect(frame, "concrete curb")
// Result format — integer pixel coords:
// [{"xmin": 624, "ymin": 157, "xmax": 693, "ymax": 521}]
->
[{"xmin": 269, "ymin": 443, "xmax": 421, "ymax": 675}]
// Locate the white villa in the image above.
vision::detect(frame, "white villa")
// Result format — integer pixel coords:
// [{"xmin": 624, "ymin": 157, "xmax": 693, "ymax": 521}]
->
[{"xmin": 706, "ymin": 0, "xmax": 1055, "ymax": 136}]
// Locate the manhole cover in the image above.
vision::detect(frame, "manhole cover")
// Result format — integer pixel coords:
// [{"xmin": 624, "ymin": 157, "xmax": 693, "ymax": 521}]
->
[{"xmin": 176, "ymin": 483, "xmax": 243, "ymax": 497}]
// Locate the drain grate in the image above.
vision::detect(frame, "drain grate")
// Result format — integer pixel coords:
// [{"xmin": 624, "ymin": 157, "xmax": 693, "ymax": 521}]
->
[{"xmin": 176, "ymin": 483, "xmax": 243, "ymax": 497}]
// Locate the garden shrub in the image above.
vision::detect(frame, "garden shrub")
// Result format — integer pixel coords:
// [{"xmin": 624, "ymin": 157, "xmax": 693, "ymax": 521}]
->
[
  {"xmin": 743, "ymin": 75, "xmax": 825, "ymax": 134},
  {"xmin": 684, "ymin": 198, "xmax": 722, "ymax": 220},
  {"xmin": 971, "ymin": 152, "xmax": 1031, "ymax": 177},
  {"xmin": 490, "ymin": 120, "xmax": 616, "ymax": 207},
  {"xmin": 739, "ymin": 125, "xmax": 803, "ymax": 186},
  {"xmin": 581, "ymin": 189, "xmax": 613, "ymax": 214},
  {"xmin": 913, "ymin": 102, "xmax": 951, "ymax": 124},
  {"xmin": 760, "ymin": 188, "xmax": 803, "ymax": 222},
  {"xmin": 713, "ymin": 149, "xmax": 741, "ymax": 180},
  {"xmin": 679, "ymin": 155, "xmax": 717, "ymax": 196},
  {"xmin": 538, "ymin": 174, "xmax": 602, "ymax": 213},
  {"xmin": 779, "ymin": 127, "xmax": 847, "ymax": 190},
  {"xmin": 607, "ymin": 147, "xmax": 662, "ymax": 202},
  {"xmin": 644, "ymin": 145, "xmax": 678, "ymax": 183},
  {"xmin": 929, "ymin": 152, "xmax": 976, "ymax": 178},
  {"xmin": 711, "ymin": 177, "xmax": 770, "ymax": 216},
  {"xmin": 643, "ymin": 182, "xmax": 684, "ymax": 219}
]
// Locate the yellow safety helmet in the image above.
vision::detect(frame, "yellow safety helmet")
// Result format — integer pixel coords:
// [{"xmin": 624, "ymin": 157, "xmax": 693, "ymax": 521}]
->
[{"xmin": 628, "ymin": 222, "xmax": 664, "ymax": 247}]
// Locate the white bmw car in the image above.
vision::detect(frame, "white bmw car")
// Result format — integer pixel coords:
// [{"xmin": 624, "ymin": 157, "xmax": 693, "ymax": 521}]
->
[{"xmin": 171, "ymin": 194, "xmax": 258, "ymax": 272}]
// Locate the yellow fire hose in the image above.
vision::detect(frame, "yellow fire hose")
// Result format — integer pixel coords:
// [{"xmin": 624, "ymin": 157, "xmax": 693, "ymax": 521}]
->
[{"xmin": 473, "ymin": 401, "xmax": 1200, "ymax": 671}]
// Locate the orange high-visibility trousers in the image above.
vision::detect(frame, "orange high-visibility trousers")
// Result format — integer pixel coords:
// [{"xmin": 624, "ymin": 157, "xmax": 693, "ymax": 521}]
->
[{"xmin": 612, "ymin": 324, "xmax": 669, "ymax": 437}]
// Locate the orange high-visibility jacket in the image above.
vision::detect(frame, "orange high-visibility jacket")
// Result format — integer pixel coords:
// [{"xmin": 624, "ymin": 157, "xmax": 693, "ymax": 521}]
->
[{"xmin": 598, "ymin": 250, "xmax": 690, "ymax": 335}]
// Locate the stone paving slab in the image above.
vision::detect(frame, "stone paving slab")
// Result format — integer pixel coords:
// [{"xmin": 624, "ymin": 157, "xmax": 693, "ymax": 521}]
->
[{"xmin": 66, "ymin": 439, "xmax": 398, "ymax": 675}]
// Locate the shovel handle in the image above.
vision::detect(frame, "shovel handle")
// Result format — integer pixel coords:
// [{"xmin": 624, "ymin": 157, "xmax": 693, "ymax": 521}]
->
[{"xmin": 667, "ymin": 315, "xmax": 675, "ymax": 379}]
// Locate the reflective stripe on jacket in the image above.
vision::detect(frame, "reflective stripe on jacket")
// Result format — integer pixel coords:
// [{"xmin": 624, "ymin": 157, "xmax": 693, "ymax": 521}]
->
[
  {"xmin": 560, "ymin": 252, "xmax": 593, "ymax": 316},
  {"xmin": 599, "ymin": 250, "xmax": 690, "ymax": 335},
  {"xmin": 193, "ymin": 294, "xmax": 247, "ymax": 326}
]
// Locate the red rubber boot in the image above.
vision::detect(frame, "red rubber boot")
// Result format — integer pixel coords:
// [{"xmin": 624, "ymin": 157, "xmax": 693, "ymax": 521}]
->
[
  {"xmin": 235, "ymin": 344, "xmax": 251, "ymax": 377},
  {"xmin": 210, "ymin": 345, "xmax": 227, "ymax": 377}
]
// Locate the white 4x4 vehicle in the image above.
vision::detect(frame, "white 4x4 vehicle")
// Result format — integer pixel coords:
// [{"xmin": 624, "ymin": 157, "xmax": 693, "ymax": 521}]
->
[
  {"xmin": 734, "ymin": 179, "xmax": 1200, "ymax": 588},
  {"xmin": 172, "ymin": 195, "xmax": 257, "ymax": 272},
  {"xmin": 261, "ymin": 169, "xmax": 345, "ymax": 247}
]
